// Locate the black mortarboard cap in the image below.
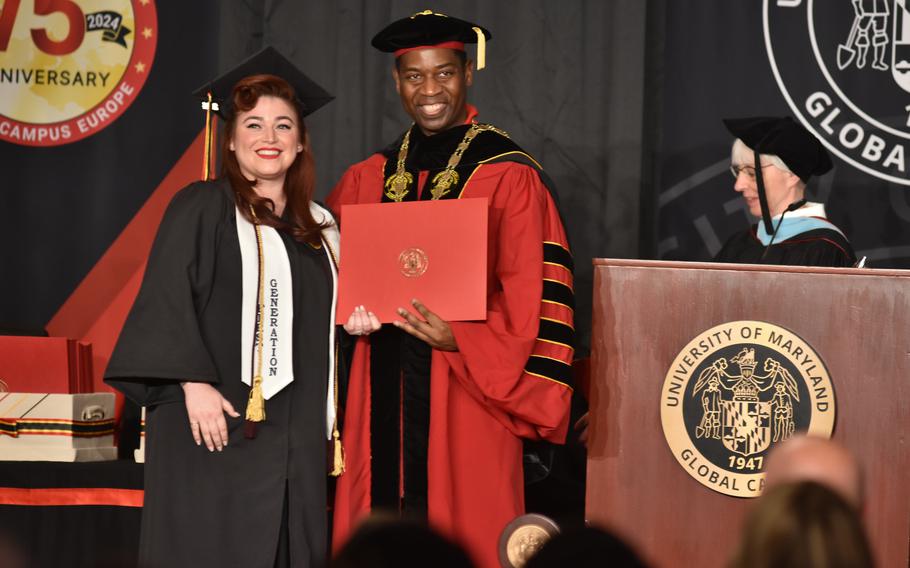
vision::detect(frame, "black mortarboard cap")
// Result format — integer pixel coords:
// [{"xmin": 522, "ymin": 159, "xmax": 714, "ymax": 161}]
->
[
  {"xmin": 723, "ymin": 116, "xmax": 832, "ymax": 181},
  {"xmin": 192, "ymin": 45, "xmax": 334, "ymax": 119},
  {"xmin": 372, "ymin": 10, "xmax": 491, "ymax": 68},
  {"xmin": 724, "ymin": 116, "xmax": 832, "ymax": 236}
]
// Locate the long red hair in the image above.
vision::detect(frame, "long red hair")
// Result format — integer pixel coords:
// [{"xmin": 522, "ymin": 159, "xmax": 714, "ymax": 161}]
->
[{"xmin": 221, "ymin": 74, "xmax": 327, "ymax": 244}]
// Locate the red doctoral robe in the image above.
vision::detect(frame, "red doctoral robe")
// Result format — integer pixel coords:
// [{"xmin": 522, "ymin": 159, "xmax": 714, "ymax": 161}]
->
[{"xmin": 328, "ymin": 115, "xmax": 574, "ymax": 568}]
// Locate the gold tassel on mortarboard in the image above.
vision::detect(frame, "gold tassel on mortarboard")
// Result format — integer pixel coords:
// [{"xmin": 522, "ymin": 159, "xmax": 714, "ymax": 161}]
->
[{"xmin": 201, "ymin": 92, "xmax": 218, "ymax": 181}]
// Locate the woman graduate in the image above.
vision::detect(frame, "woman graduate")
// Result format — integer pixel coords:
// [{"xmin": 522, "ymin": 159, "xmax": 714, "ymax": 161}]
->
[
  {"xmin": 714, "ymin": 116, "xmax": 856, "ymax": 267},
  {"xmin": 105, "ymin": 47, "xmax": 341, "ymax": 567}
]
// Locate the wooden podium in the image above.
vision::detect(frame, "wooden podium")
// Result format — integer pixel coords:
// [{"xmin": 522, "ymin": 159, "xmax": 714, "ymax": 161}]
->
[{"xmin": 585, "ymin": 259, "xmax": 910, "ymax": 568}]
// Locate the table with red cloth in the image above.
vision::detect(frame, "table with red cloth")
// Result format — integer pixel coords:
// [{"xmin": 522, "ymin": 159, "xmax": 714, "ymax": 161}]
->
[{"xmin": 0, "ymin": 460, "xmax": 142, "ymax": 568}]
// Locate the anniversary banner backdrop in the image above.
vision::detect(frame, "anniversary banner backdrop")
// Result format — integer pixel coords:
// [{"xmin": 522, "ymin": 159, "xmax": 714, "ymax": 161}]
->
[
  {"xmin": 0, "ymin": 2, "xmax": 214, "ymax": 324},
  {"xmin": 0, "ymin": 0, "xmax": 907, "ymax": 390}
]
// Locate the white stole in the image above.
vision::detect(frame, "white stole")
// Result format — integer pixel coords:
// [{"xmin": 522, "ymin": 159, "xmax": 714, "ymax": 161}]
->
[
  {"xmin": 236, "ymin": 203, "xmax": 341, "ymax": 440},
  {"xmin": 236, "ymin": 207, "xmax": 295, "ymax": 400}
]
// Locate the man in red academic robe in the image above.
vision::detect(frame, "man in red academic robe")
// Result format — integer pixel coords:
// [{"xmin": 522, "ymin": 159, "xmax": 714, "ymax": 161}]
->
[{"xmin": 328, "ymin": 12, "xmax": 575, "ymax": 568}]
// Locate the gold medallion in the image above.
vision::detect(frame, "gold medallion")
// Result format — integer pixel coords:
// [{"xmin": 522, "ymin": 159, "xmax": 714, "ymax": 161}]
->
[
  {"xmin": 384, "ymin": 172, "xmax": 413, "ymax": 202},
  {"xmin": 430, "ymin": 169, "xmax": 459, "ymax": 199},
  {"xmin": 497, "ymin": 514, "xmax": 559, "ymax": 568}
]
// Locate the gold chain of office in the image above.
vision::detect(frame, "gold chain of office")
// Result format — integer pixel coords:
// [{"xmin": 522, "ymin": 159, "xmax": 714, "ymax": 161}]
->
[
  {"xmin": 384, "ymin": 123, "xmax": 508, "ymax": 202},
  {"xmin": 245, "ymin": 205, "xmax": 267, "ymax": 423}
]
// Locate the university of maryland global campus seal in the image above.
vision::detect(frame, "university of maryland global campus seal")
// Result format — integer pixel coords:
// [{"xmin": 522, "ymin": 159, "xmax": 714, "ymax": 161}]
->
[
  {"xmin": 661, "ymin": 321, "xmax": 836, "ymax": 497},
  {"xmin": 764, "ymin": 0, "xmax": 909, "ymax": 185},
  {"xmin": 0, "ymin": 0, "xmax": 157, "ymax": 146}
]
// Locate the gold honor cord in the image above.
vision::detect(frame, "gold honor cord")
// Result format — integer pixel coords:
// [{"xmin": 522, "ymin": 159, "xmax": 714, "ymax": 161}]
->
[
  {"xmin": 323, "ymin": 237, "xmax": 345, "ymax": 476},
  {"xmin": 244, "ymin": 205, "xmax": 266, "ymax": 438},
  {"xmin": 330, "ymin": 342, "xmax": 345, "ymax": 476}
]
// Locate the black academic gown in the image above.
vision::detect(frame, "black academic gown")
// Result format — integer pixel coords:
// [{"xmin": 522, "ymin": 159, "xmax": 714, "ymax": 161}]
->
[
  {"xmin": 714, "ymin": 226, "xmax": 856, "ymax": 267},
  {"xmin": 105, "ymin": 180, "xmax": 331, "ymax": 568}
]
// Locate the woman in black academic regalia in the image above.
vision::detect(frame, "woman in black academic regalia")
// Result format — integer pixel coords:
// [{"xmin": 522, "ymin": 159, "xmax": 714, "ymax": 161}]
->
[
  {"xmin": 105, "ymin": 47, "xmax": 363, "ymax": 568},
  {"xmin": 714, "ymin": 116, "xmax": 856, "ymax": 267}
]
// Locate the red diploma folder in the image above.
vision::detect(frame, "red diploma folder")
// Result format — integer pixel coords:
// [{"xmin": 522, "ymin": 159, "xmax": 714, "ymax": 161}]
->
[{"xmin": 336, "ymin": 198, "xmax": 488, "ymax": 324}]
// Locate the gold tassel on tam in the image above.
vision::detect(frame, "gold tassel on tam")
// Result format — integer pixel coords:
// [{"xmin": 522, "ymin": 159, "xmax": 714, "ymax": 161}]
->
[{"xmin": 473, "ymin": 26, "xmax": 486, "ymax": 70}]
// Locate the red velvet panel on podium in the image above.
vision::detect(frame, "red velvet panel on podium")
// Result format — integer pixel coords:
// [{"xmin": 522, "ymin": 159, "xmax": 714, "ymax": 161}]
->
[{"xmin": 586, "ymin": 259, "xmax": 910, "ymax": 568}]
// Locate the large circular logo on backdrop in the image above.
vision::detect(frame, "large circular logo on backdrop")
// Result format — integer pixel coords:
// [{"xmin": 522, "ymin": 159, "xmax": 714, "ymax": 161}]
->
[
  {"xmin": 660, "ymin": 321, "xmax": 836, "ymax": 498},
  {"xmin": 0, "ymin": 0, "xmax": 157, "ymax": 146},
  {"xmin": 764, "ymin": 0, "xmax": 910, "ymax": 185}
]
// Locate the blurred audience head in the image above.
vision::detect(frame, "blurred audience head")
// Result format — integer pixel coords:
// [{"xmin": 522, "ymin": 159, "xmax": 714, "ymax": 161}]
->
[
  {"xmin": 730, "ymin": 481, "xmax": 874, "ymax": 568},
  {"xmin": 331, "ymin": 515, "xmax": 475, "ymax": 568},
  {"xmin": 524, "ymin": 525, "xmax": 648, "ymax": 568},
  {"xmin": 0, "ymin": 531, "xmax": 26, "ymax": 568},
  {"xmin": 763, "ymin": 434, "xmax": 863, "ymax": 508}
]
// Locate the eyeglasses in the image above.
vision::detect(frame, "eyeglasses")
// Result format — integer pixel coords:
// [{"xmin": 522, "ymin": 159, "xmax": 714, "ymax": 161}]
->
[{"xmin": 730, "ymin": 164, "xmax": 774, "ymax": 180}]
